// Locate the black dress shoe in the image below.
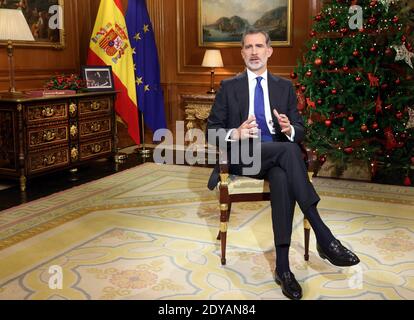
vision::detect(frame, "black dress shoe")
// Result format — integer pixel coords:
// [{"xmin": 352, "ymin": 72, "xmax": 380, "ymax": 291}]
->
[
  {"xmin": 317, "ymin": 239, "xmax": 360, "ymax": 267},
  {"xmin": 275, "ymin": 271, "xmax": 302, "ymax": 300}
]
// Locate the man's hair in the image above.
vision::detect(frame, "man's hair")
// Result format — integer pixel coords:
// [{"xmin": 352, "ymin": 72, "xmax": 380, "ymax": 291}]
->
[{"xmin": 241, "ymin": 27, "xmax": 271, "ymax": 47}]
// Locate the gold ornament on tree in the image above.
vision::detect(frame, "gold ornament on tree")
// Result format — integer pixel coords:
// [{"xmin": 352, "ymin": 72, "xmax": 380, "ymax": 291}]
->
[
  {"xmin": 379, "ymin": 0, "xmax": 394, "ymax": 12},
  {"xmin": 392, "ymin": 44, "xmax": 414, "ymax": 68},
  {"xmin": 407, "ymin": 107, "xmax": 414, "ymax": 129}
]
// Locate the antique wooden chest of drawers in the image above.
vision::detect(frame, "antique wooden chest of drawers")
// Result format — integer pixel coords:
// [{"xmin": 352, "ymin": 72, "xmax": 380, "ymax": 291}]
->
[{"xmin": 0, "ymin": 91, "xmax": 117, "ymax": 191}]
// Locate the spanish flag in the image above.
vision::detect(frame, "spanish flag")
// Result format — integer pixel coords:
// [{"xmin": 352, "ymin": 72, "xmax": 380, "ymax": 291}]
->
[{"xmin": 87, "ymin": 0, "xmax": 140, "ymax": 145}]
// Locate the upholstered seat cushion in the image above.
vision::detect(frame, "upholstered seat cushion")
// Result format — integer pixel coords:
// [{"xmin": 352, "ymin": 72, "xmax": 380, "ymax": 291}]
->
[
  {"xmin": 228, "ymin": 175, "xmax": 270, "ymax": 194},
  {"xmin": 222, "ymin": 172, "xmax": 313, "ymax": 195}
]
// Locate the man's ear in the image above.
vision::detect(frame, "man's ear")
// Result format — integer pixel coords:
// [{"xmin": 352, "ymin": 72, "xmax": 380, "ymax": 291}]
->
[{"xmin": 267, "ymin": 46, "xmax": 274, "ymax": 58}]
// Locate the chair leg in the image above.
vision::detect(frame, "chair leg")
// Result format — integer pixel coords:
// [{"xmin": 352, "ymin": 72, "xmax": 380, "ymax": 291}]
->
[
  {"xmin": 219, "ymin": 202, "xmax": 230, "ymax": 265},
  {"xmin": 216, "ymin": 203, "xmax": 231, "ymax": 240},
  {"xmin": 304, "ymin": 218, "xmax": 311, "ymax": 261}
]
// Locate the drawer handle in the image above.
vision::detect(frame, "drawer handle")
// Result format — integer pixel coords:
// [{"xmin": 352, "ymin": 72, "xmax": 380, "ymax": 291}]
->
[
  {"xmin": 90, "ymin": 122, "xmax": 101, "ymax": 132},
  {"xmin": 69, "ymin": 103, "xmax": 77, "ymax": 116},
  {"xmin": 91, "ymin": 101, "xmax": 101, "ymax": 111},
  {"xmin": 43, "ymin": 130, "xmax": 56, "ymax": 142},
  {"xmin": 42, "ymin": 107, "xmax": 55, "ymax": 118},
  {"xmin": 70, "ymin": 125, "xmax": 78, "ymax": 137},
  {"xmin": 91, "ymin": 144, "xmax": 102, "ymax": 153},
  {"xmin": 43, "ymin": 155, "xmax": 56, "ymax": 166},
  {"xmin": 71, "ymin": 147, "xmax": 79, "ymax": 161}
]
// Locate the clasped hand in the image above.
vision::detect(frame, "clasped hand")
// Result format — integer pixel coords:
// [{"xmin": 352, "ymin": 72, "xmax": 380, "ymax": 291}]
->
[{"xmin": 231, "ymin": 109, "xmax": 291, "ymax": 140}]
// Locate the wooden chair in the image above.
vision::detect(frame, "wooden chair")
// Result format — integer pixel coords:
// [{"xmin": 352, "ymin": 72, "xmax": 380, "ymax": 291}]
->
[{"xmin": 215, "ymin": 143, "xmax": 312, "ymax": 265}]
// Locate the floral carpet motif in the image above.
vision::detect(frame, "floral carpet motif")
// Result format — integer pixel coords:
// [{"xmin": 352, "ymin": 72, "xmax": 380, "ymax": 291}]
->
[{"xmin": 0, "ymin": 163, "xmax": 413, "ymax": 300}]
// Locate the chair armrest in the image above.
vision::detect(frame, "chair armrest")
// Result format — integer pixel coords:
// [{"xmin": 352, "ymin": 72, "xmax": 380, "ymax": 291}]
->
[{"xmin": 218, "ymin": 150, "xmax": 230, "ymax": 184}]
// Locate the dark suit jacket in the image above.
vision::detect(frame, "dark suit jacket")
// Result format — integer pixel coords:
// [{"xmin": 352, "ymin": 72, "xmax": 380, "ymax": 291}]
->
[{"xmin": 206, "ymin": 70, "xmax": 305, "ymax": 190}]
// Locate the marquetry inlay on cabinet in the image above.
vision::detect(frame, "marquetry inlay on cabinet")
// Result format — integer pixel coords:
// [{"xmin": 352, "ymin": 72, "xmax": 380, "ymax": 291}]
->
[{"xmin": 0, "ymin": 91, "xmax": 117, "ymax": 191}]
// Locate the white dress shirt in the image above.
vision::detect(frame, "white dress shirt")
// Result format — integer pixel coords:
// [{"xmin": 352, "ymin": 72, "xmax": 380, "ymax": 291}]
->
[{"xmin": 226, "ymin": 69, "xmax": 295, "ymax": 142}]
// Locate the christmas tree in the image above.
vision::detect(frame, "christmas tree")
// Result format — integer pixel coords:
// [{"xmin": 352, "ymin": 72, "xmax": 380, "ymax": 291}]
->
[{"xmin": 293, "ymin": 0, "xmax": 414, "ymax": 186}]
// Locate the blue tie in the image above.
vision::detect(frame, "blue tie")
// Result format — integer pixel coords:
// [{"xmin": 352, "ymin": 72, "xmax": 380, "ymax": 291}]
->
[{"xmin": 254, "ymin": 77, "xmax": 273, "ymax": 142}]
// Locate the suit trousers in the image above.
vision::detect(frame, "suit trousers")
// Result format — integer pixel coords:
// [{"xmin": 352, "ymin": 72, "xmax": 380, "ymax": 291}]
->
[{"xmin": 230, "ymin": 141, "xmax": 320, "ymax": 245}]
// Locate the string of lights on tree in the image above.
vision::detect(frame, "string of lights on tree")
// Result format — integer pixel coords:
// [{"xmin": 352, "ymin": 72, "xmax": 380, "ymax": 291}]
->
[{"xmin": 292, "ymin": 0, "xmax": 414, "ymax": 185}]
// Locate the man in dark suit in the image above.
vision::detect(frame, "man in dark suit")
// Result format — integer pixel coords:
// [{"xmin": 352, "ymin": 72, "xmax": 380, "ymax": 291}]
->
[{"xmin": 206, "ymin": 27, "xmax": 360, "ymax": 300}]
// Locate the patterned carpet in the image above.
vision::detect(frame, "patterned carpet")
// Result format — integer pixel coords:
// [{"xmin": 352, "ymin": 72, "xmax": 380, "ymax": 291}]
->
[{"xmin": 0, "ymin": 163, "xmax": 413, "ymax": 300}]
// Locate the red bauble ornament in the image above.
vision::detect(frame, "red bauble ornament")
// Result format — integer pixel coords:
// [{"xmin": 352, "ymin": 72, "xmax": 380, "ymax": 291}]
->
[
  {"xmin": 310, "ymin": 30, "xmax": 316, "ymax": 37},
  {"xmin": 311, "ymin": 44, "xmax": 318, "ymax": 51},
  {"xmin": 300, "ymin": 85, "xmax": 306, "ymax": 92},
  {"xmin": 396, "ymin": 111, "xmax": 404, "ymax": 120},
  {"xmin": 325, "ymin": 119, "xmax": 332, "ymax": 127},
  {"xmin": 329, "ymin": 59, "xmax": 336, "ymax": 66},
  {"xmin": 331, "ymin": 89, "xmax": 337, "ymax": 95},
  {"xmin": 314, "ymin": 58, "xmax": 323, "ymax": 66},
  {"xmin": 355, "ymin": 76, "xmax": 362, "ymax": 82},
  {"xmin": 370, "ymin": 47, "xmax": 376, "ymax": 53},
  {"xmin": 290, "ymin": 72, "xmax": 297, "ymax": 79},
  {"xmin": 368, "ymin": 17, "xmax": 377, "ymax": 25},
  {"xmin": 315, "ymin": 14, "xmax": 322, "ymax": 21},
  {"xmin": 395, "ymin": 78, "xmax": 401, "ymax": 85},
  {"xmin": 319, "ymin": 79, "xmax": 327, "ymax": 86},
  {"xmin": 329, "ymin": 18, "xmax": 337, "ymax": 28},
  {"xmin": 340, "ymin": 27, "xmax": 348, "ymax": 34},
  {"xmin": 361, "ymin": 124, "xmax": 368, "ymax": 132},
  {"xmin": 385, "ymin": 48, "xmax": 393, "ymax": 56},
  {"xmin": 353, "ymin": 50, "xmax": 360, "ymax": 57},
  {"xmin": 393, "ymin": 16, "xmax": 399, "ymax": 24},
  {"xmin": 381, "ymin": 83, "xmax": 388, "ymax": 90},
  {"xmin": 348, "ymin": 115, "xmax": 355, "ymax": 123},
  {"xmin": 317, "ymin": 99, "xmax": 323, "ymax": 105},
  {"xmin": 306, "ymin": 70, "xmax": 312, "ymax": 77},
  {"xmin": 371, "ymin": 122, "xmax": 379, "ymax": 130},
  {"xmin": 344, "ymin": 147, "xmax": 354, "ymax": 154},
  {"xmin": 340, "ymin": 127, "xmax": 346, "ymax": 132},
  {"xmin": 319, "ymin": 155, "xmax": 327, "ymax": 164},
  {"xmin": 403, "ymin": 176, "xmax": 412, "ymax": 186},
  {"xmin": 342, "ymin": 66, "xmax": 350, "ymax": 72}
]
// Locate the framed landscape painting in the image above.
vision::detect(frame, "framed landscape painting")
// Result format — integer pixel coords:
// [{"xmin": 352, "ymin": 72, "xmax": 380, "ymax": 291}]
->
[{"xmin": 198, "ymin": 0, "xmax": 292, "ymax": 48}]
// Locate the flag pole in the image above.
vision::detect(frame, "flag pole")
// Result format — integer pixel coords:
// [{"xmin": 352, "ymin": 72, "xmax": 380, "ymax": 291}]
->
[
  {"xmin": 136, "ymin": 111, "xmax": 151, "ymax": 158},
  {"xmin": 114, "ymin": 115, "xmax": 128, "ymax": 163}
]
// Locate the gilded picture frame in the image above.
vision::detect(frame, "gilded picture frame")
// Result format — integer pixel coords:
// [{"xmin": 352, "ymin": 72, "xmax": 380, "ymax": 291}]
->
[
  {"xmin": 0, "ymin": 0, "xmax": 65, "ymax": 49},
  {"xmin": 198, "ymin": 0, "xmax": 292, "ymax": 48}
]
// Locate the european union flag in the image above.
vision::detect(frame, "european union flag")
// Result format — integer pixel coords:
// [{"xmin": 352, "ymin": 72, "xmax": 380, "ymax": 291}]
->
[{"xmin": 126, "ymin": 0, "xmax": 167, "ymax": 133}]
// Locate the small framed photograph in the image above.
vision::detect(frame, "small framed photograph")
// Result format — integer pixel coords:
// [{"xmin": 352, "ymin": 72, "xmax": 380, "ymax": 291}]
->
[{"xmin": 81, "ymin": 65, "xmax": 114, "ymax": 91}]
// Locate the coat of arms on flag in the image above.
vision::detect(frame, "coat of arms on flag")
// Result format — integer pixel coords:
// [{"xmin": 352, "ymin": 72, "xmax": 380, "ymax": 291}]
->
[{"xmin": 91, "ymin": 23, "xmax": 129, "ymax": 64}]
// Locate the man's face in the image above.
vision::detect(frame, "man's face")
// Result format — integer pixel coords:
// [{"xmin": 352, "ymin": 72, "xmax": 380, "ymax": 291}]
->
[{"xmin": 241, "ymin": 33, "xmax": 273, "ymax": 74}]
